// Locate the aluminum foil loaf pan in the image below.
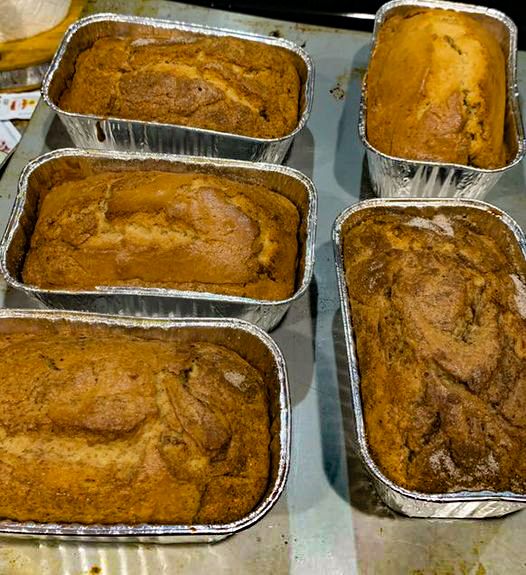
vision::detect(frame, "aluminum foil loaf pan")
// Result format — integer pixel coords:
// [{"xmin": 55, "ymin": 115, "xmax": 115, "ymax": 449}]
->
[
  {"xmin": 0, "ymin": 309, "xmax": 290, "ymax": 543},
  {"xmin": 0, "ymin": 149, "xmax": 316, "ymax": 331},
  {"xmin": 359, "ymin": 0, "xmax": 525, "ymax": 199},
  {"xmin": 333, "ymin": 198, "xmax": 526, "ymax": 518},
  {"xmin": 41, "ymin": 13, "xmax": 314, "ymax": 163}
]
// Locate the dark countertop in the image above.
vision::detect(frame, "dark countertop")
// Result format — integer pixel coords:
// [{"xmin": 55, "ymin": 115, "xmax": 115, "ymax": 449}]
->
[{"xmin": 182, "ymin": 1, "xmax": 525, "ymax": 49}]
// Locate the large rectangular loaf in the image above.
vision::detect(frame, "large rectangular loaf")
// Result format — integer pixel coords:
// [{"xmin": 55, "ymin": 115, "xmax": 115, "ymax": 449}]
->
[
  {"xmin": 59, "ymin": 34, "xmax": 301, "ymax": 139},
  {"xmin": 343, "ymin": 205, "xmax": 526, "ymax": 493},
  {"xmin": 366, "ymin": 8, "xmax": 508, "ymax": 168},
  {"xmin": 21, "ymin": 170, "xmax": 300, "ymax": 300},
  {"xmin": 0, "ymin": 319, "xmax": 270, "ymax": 525}
]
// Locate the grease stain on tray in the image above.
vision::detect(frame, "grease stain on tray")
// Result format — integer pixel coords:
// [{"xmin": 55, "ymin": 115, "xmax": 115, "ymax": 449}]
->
[
  {"xmin": 86, "ymin": 0, "xmax": 157, "ymax": 17},
  {"xmin": 89, "ymin": 566, "xmax": 102, "ymax": 575},
  {"xmin": 337, "ymin": 71, "xmax": 352, "ymax": 86},
  {"xmin": 0, "ymin": 548, "xmax": 35, "ymax": 575},
  {"xmin": 266, "ymin": 27, "xmax": 306, "ymax": 47},
  {"xmin": 350, "ymin": 67, "xmax": 367, "ymax": 81},
  {"xmin": 410, "ymin": 561, "xmax": 487, "ymax": 575},
  {"xmin": 330, "ymin": 68, "xmax": 367, "ymax": 101},
  {"xmin": 329, "ymin": 83, "xmax": 345, "ymax": 100}
]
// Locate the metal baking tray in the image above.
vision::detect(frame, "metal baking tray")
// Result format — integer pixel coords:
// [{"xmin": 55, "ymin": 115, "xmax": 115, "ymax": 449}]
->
[
  {"xmin": 41, "ymin": 13, "xmax": 314, "ymax": 164},
  {"xmin": 0, "ymin": 308, "xmax": 290, "ymax": 543},
  {"xmin": 0, "ymin": 63, "xmax": 50, "ymax": 91},
  {"xmin": 333, "ymin": 198, "xmax": 526, "ymax": 518},
  {"xmin": 359, "ymin": 0, "xmax": 525, "ymax": 199},
  {"xmin": 0, "ymin": 148, "xmax": 317, "ymax": 331}
]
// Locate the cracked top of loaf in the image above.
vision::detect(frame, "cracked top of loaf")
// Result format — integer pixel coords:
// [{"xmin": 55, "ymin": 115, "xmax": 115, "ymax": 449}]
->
[
  {"xmin": 343, "ymin": 206, "xmax": 526, "ymax": 493},
  {"xmin": 0, "ymin": 322, "xmax": 270, "ymax": 524},
  {"xmin": 365, "ymin": 8, "xmax": 507, "ymax": 168},
  {"xmin": 22, "ymin": 170, "xmax": 300, "ymax": 300},
  {"xmin": 58, "ymin": 35, "xmax": 301, "ymax": 138}
]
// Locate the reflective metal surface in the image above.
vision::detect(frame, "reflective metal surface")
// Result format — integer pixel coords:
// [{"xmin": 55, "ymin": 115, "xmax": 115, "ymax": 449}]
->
[{"xmin": 0, "ymin": 63, "xmax": 50, "ymax": 91}]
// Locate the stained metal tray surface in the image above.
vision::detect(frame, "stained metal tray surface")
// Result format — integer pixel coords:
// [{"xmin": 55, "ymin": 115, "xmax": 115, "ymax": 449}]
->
[{"xmin": 1, "ymin": 0, "xmax": 526, "ymax": 573}]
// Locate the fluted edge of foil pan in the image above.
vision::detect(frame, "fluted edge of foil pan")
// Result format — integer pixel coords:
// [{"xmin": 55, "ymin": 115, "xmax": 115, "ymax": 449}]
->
[
  {"xmin": 0, "ymin": 308, "xmax": 291, "ymax": 542},
  {"xmin": 0, "ymin": 148, "xmax": 317, "ymax": 331},
  {"xmin": 358, "ymin": 0, "xmax": 525, "ymax": 199},
  {"xmin": 40, "ymin": 13, "xmax": 315, "ymax": 163},
  {"xmin": 0, "ymin": 62, "xmax": 50, "ymax": 91},
  {"xmin": 332, "ymin": 197, "xmax": 526, "ymax": 518}
]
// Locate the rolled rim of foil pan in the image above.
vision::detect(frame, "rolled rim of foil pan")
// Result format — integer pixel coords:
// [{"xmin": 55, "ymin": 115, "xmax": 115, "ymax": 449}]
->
[
  {"xmin": 40, "ymin": 12, "xmax": 315, "ymax": 146},
  {"xmin": 0, "ymin": 148, "xmax": 317, "ymax": 309},
  {"xmin": 358, "ymin": 0, "xmax": 525, "ymax": 177},
  {"xmin": 332, "ymin": 198, "xmax": 526, "ymax": 516},
  {"xmin": 0, "ymin": 309, "xmax": 291, "ymax": 540}
]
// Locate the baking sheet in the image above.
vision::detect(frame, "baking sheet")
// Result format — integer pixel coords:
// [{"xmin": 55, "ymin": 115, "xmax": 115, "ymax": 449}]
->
[{"xmin": 1, "ymin": 0, "xmax": 526, "ymax": 573}]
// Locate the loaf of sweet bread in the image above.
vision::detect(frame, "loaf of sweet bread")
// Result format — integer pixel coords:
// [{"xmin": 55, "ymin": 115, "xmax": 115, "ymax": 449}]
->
[
  {"xmin": 365, "ymin": 8, "xmax": 508, "ymax": 168},
  {"xmin": 59, "ymin": 34, "xmax": 301, "ymax": 138},
  {"xmin": 343, "ymin": 205, "xmax": 526, "ymax": 492},
  {"xmin": 0, "ymin": 319, "xmax": 270, "ymax": 524},
  {"xmin": 22, "ymin": 170, "xmax": 300, "ymax": 300}
]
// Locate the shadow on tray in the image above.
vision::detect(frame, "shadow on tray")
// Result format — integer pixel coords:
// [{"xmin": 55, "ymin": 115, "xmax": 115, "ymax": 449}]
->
[
  {"xmin": 271, "ymin": 277, "xmax": 317, "ymax": 408},
  {"xmin": 327, "ymin": 307, "xmax": 395, "ymax": 518},
  {"xmin": 332, "ymin": 43, "xmax": 376, "ymax": 201},
  {"xmin": 45, "ymin": 114, "xmax": 74, "ymax": 151}
]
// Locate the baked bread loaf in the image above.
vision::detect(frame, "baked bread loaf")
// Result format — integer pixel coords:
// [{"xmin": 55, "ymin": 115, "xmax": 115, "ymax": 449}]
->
[
  {"xmin": 22, "ymin": 170, "xmax": 300, "ymax": 300},
  {"xmin": 59, "ymin": 35, "xmax": 301, "ymax": 138},
  {"xmin": 0, "ymin": 320, "xmax": 270, "ymax": 524},
  {"xmin": 365, "ymin": 8, "xmax": 507, "ymax": 169},
  {"xmin": 343, "ymin": 206, "xmax": 526, "ymax": 493}
]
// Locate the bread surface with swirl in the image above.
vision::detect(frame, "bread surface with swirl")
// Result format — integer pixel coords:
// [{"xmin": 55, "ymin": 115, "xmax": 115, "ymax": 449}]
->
[
  {"xmin": 59, "ymin": 35, "xmax": 301, "ymax": 138},
  {"xmin": 343, "ymin": 206, "xmax": 526, "ymax": 492},
  {"xmin": 22, "ymin": 170, "xmax": 299, "ymax": 301},
  {"xmin": 365, "ymin": 8, "xmax": 508, "ymax": 169},
  {"xmin": 0, "ymin": 321, "xmax": 270, "ymax": 524}
]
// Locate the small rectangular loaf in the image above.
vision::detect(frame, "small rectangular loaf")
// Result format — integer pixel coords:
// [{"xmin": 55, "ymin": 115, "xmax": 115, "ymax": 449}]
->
[
  {"xmin": 22, "ymin": 170, "xmax": 300, "ymax": 300},
  {"xmin": 0, "ymin": 320, "xmax": 270, "ymax": 524},
  {"xmin": 343, "ymin": 206, "xmax": 526, "ymax": 493},
  {"xmin": 366, "ymin": 8, "xmax": 508, "ymax": 168},
  {"xmin": 59, "ymin": 34, "xmax": 301, "ymax": 138}
]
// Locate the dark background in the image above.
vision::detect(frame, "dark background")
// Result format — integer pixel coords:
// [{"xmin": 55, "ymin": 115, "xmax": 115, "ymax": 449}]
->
[{"xmin": 184, "ymin": 1, "xmax": 526, "ymax": 49}]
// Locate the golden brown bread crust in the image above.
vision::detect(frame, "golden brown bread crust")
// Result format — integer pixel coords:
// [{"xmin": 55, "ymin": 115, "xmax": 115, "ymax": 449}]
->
[
  {"xmin": 343, "ymin": 206, "xmax": 526, "ymax": 493},
  {"xmin": 22, "ymin": 170, "xmax": 300, "ymax": 300},
  {"xmin": 59, "ymin": 35, "xmax": 301, "ymax": 138},
  {"xmin": 0, "ymin": 323, "xmax": 270, "ymax": 524},
  {"xmin": 366, "ymin": 9, "xmax": 507, "ymax": 168}
]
